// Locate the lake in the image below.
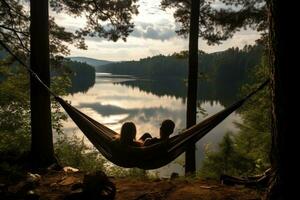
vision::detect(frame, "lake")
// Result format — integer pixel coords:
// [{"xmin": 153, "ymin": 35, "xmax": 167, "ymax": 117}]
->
[{"xmin": 62, "ymin": 73, "xmax": 241, "ymax": 177}]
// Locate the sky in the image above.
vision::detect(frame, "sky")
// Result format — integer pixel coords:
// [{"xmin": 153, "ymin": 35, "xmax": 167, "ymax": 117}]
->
[{"xmin": 54, "ymin": 0, "xmax": 260, "ymax": 61}]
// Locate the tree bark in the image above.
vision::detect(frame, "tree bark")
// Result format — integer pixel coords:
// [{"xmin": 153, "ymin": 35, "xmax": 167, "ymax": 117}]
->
[
  {"xmin": 185, "ymin": 0, "xmax": 200, "ymax": 176},
  {"xmin": 30, "ymin": 0, "xmax": 55, "ymax": 167},
  {"xmin": 266, "ymin": 0, "xmax": 296, "ymax": 199}
]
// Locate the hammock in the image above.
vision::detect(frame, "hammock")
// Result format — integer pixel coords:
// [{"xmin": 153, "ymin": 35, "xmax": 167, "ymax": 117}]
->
[
  {"xmin": 54, "ymin": 80, "xmax": 268, "ymax": 169},
  {"xmin": 0, "ymin": 41, "xmax": 269, "ymax": 170}
]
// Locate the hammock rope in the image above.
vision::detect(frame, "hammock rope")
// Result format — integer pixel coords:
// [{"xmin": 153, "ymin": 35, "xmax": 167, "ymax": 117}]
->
[{"xmin": 0, "ymin": 41, "xmax": 270, "ymax": 169}]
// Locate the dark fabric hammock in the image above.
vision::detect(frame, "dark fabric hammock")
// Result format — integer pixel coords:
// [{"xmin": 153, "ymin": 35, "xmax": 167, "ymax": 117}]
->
[
  {"xmin": 54, "ymin": 80, "xmax": 268, "ymax": 170},
  {"xmin": 0, "ymin": 40, "xmax": 269, "ymax": 170}
]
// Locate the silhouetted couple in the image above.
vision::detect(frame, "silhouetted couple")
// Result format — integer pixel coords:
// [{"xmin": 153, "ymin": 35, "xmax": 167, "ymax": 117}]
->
[{"xmin": 115, "ymin": 119, "xmax": 175, "ymax": 147}]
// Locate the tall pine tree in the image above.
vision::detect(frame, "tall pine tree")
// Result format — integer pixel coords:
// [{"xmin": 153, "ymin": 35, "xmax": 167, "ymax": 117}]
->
[
  {"xmin": 29, "ymin": 0, "xmax": 55, "ymax": 166},
  {"xmin": 185, "ymin": 0, "xmax": 200, "ymax": 175}
]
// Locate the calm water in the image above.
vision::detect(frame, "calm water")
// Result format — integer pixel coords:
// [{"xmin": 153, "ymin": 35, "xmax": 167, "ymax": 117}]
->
[{"xmin": 62, "ymin": 73, "xmax": 241, "ymax": 177}]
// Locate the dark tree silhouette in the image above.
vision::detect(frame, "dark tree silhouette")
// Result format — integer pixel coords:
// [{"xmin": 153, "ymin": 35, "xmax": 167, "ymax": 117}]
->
[
  {"xmin": 266, "ymin": 0, "xmax": 296, "ymax": 199},
  {"xmin": 29, "ymin": 0, "xmax": 55, "ymax": 167},
  {"xmin": 185, "ymin": 0, "xmax": 200, "ymax": 175}
]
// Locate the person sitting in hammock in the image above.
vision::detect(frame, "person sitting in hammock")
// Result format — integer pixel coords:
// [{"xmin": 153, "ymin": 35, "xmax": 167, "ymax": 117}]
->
[
  {"xmin": 114, "ymin": 122, "xmax": 143, "ymax": 147},
  {"xmin": 139, "ymin": 119, "xmax": 175, "ymax": 146}
]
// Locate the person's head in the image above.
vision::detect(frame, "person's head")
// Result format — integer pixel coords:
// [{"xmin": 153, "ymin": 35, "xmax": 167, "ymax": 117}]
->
[
  {"xmin": 159, "ymin": 119, "xmax": 175, "ymax": 139},
  {"xmin": 120, "ymin": 122, "xmax": 136, "ymax": 144}
]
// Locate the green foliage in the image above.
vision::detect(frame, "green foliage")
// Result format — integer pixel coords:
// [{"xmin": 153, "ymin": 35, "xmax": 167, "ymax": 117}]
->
[
  {"xmin": 234, "ymin": 55, "xmax": 271, "ymax": 173},
  {"xmin": 54, "ymin": 135, "xmax": 106, "ymax": 172},
  {"xmin": 50, "ymin": 74, "xmax": 71, "ymax": 135},
  {"xmin": 62, "ymin": 59, "xmax": 96, "ymax": 94},
  {"xmin": 106, "ymin": 166, "xmax": 147, "ymax": 179},
  {"xmin": 214, "ymin": 0, "xmax": 267, "ymax": 34},
  {"xmin": 99, "ymin": 54, "xmax": 187, "ymax": 78},
  {"xmin": 0, "ymin": 63, "xmax": 31, "ymax": 153},
  {"xmin": 199, "ymin": 133, "xmax": 254, "ymax": 179},
  {"xmin": 0, "ymin": 61, "xmax": 70, "ymax": 152},
  {"xmin": 0, "ymin": 131, "xmax": 30, "ymax": 154},
  {"xmin": 0, "ymin": 161, "xmax": 25, "ymax": 181},
  {"xmin": 199, "ymin": 55, "xmax": 271, "ymax": 179}
]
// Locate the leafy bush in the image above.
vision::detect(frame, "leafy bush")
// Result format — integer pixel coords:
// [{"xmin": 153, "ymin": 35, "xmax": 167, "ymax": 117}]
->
[
  {"xmin": 106, "ymin": 165, "xmax": 147, "ymax": 178},
  {"xmin": 54, "ymin": 135, "xmax": 106, "ymax": 172}
]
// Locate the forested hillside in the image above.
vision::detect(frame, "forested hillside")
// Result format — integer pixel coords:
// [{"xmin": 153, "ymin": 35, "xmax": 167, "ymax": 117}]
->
[
  {"xmin": 98, "ymin": 45, "xmax": 263, "ymax": 86},
  {"xmin": 62, "ymin": 59, "xmax": 95, "ymax": 93},
  {"xmin": 69, "ymin": 57, "xmax": 112, "ymax": 68}
]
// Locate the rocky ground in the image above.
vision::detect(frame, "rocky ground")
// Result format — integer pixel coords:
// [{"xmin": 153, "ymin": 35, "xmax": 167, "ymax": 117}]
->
[{"xmin": 0, "ymin": 168, "xmax": 265, "ymax": 200}]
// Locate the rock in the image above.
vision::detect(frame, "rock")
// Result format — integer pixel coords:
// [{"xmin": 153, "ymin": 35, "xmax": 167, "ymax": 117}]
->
[
  {"xmin": 199, "ymin": 185, "xmax": 217, "ymax": 189},
  {"xmin": 63, "ymin": 166, "xmax": 79, "ymax": 173},
  {"xmin": 26, "ymin": 172, "xmax": 41, "ymax": 183}
]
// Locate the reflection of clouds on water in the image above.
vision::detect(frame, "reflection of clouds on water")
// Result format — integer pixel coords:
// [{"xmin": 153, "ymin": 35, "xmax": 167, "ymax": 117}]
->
[
  {"xmin": 96, "ymin": 95, "xmax": 143, "ymax": 101},
  {"xmin": 78, "ymin": 102, "xmax": 131, "ymax": 116}
]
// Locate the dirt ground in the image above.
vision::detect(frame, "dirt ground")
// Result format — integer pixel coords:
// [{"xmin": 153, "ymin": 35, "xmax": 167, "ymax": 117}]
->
[
  {"xmin": 1, "ymin": 170, "xmax": 265, "ymax": 200},
  {"xmin": 114, "ymin": 178, "xmax": 264, "ymax": 200}
]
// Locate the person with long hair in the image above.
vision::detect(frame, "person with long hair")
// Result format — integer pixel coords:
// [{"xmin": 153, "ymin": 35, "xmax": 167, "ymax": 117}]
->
[{"xmin": 115, "ymin": 122, "xmax": 142, "ymax": 147}]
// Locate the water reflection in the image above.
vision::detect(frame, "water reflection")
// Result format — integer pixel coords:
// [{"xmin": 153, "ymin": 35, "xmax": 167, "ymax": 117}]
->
[
  {"xmin": 63, "ymin": 73, "xmax": 241, "ymax": 177},
  {"xmin": 115, "ymin": 77, "xmax": 240, "ymax": 107}
]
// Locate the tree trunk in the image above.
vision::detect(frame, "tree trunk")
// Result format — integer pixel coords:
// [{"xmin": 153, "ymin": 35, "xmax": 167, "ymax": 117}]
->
[
  {"xmin": 266, "ymin": 0, "xmax": 295, "ymax": 199},
  {"xmin": 185, "ymin": 0, "xmax": 200, "ymax": 176},
  {"xmin": 30, "ymin": 0, "xmax": 55, "ymax": 167}
]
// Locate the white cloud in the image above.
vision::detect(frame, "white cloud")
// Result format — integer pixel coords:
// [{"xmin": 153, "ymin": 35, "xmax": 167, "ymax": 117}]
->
[
  {"xmin": 199, "ymin": 29, "xmax": 261, "ymax": 53},
  {"xmin": 130, "ymin": 21, "xmax": 176, "ymax": 41},
  {"xmin": 69, "ymin": 36, "xmax": 187, "ymax": 61}
]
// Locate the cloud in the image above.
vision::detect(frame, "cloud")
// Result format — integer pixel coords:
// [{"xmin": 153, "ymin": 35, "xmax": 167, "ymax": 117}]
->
[{"xmin": 130, "ymin": 21, "xmax": 177, "ymax": 41}]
